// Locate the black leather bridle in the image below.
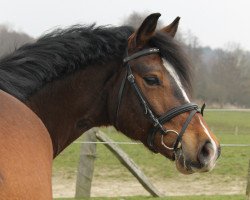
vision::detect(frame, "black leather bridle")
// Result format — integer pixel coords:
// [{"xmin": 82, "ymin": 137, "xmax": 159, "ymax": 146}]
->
[{"xmin": 116, "ymin": 47, "xmax": 205, "ymax": 152}]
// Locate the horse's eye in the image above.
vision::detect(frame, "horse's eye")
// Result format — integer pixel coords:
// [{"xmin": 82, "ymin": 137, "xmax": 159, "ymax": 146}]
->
[{"xmin": 143, "ymin": 77, "xmax": 160, "ymax": 86}]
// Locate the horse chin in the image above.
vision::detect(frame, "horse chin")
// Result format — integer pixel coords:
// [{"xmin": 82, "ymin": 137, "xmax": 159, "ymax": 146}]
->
[{"xmin": 174, "ymin": 149, "xmax": 194, "ymax": 175}]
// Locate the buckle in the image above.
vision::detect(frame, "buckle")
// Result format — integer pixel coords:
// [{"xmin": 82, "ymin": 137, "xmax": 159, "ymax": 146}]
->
[{"xmin": 127, "ymin": 74, "xmax": 135, "ymax": 83}]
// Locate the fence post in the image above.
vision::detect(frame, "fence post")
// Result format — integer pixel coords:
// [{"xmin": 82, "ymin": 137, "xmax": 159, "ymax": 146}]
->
[
  {"xmin": 246, "ymin": 159, "xmax": 250, "ymax": 200},
  {"xmin": 75, "ymin": 128, "xmax": 97, "ymax": 198}
]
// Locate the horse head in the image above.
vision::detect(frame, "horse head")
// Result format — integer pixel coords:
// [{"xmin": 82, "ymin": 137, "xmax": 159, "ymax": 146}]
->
[{"xmin": 114, "ymin": 13, "xmax": 220, "ymax": 174}]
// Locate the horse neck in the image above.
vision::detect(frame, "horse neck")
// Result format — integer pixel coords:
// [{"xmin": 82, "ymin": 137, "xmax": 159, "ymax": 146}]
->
[{"xmin": 26, "ymin": 61, "xmax": 119, "ymax": 157}]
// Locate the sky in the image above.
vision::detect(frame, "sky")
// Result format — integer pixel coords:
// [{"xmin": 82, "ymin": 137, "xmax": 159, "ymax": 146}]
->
[{"xmin": 0, "ymin": 0, "xmax": 250, "ymax": 50}]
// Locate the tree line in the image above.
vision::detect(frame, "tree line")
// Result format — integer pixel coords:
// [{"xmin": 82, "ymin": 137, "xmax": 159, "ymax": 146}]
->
[
  {"xmin": 0, "ymin": 14, "xmax": 249, "ymax": 108},
  {"xmin": 181, "ymin": 31, "xmax": 250, "ymax": 108}
]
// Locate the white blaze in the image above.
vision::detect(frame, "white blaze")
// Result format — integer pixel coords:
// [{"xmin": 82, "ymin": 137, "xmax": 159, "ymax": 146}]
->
[
  {"xmin": 162, "ymin": 59, "xmax": 190, "ymax": 102},
  {"xmin": 198, "ymin": 116, "xmax": 217, "ymax": 161}
]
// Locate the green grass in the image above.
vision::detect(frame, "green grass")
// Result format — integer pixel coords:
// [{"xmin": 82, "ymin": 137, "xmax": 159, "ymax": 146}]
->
[
  {"xmin": 205, "ymin": 110, "xmax": 250, "ymax": 134},
  {"xmin": 55, "ymin": 194, "xmax": 245, "ymax": 200}
]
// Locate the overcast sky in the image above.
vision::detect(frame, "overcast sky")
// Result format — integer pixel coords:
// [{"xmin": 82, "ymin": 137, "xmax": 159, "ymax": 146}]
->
[{"xmin": 0, "ymin": 0, "xmax": 250, "ymax": 50}]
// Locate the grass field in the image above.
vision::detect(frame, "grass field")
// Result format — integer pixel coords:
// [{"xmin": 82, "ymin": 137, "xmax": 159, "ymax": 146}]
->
[{"xmin": 52, "ymin": 110, "xmax": 250, "ymax": 198}]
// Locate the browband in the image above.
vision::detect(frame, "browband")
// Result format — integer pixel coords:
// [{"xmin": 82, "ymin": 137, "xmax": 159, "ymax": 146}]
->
[{"xmin": 123, "ymin": 48, "xmax": 160, "ymax": 63}]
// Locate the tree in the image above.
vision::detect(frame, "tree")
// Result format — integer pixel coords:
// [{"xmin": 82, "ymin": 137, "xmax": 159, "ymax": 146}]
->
[{"xmin": 0, "ymin": 24, "xmax": 34, "ymax": 57}]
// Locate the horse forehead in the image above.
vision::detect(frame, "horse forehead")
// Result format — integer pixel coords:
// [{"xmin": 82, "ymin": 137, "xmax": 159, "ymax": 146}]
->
[{"xmin": 132, "ymin": 54, "xmax": 164, "ymax": 71}]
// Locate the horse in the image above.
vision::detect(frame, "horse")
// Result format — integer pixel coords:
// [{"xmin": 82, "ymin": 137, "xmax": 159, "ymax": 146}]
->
[{"xmin": 0, "ymin": 13, "xmax": 220, "ymax": 199}]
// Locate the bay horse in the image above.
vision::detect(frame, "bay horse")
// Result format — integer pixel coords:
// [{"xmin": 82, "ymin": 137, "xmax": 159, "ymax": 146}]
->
[{"xmin": 0, "ymin": 13, "xmax": 220, "ymax": 199}]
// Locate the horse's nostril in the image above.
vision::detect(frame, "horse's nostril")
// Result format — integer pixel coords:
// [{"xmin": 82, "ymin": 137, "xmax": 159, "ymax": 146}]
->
[
  {"xmin": 201, "ymin": 145, "xmax": 209, "ymax": 157},
  {"xmin": 198, "ymin": 141, "xmax": 214, "ymax": 165}
]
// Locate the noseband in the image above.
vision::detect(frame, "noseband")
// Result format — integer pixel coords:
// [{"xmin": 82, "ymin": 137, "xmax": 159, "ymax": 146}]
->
[{"xmin": 116, "ymin": 48, "xmax": 205, "ymax": 152}]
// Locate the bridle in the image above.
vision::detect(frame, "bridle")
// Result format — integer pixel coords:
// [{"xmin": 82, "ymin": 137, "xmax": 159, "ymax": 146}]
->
[{"xmin": 115, "ymin": 47, "xmax": 205, "ymax": 152}]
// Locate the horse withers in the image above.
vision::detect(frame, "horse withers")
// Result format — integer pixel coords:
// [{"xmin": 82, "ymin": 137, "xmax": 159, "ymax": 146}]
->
[{"xmin": 0, "ymin": 13, "xmax": 220, "ymax": 199}]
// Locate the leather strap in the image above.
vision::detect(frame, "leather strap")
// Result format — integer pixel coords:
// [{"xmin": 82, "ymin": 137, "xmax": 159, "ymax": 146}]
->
[
  {"xmin": 116, "ymin": 48, "xmax": 161, "ymax": 127},
  {"xmin": 127, "ymin": 66, "xmax": 166, "ymax": 131},
  {"xmin": 173, "ymin": 109, "xmax": 198, "ymax": 149},
  {"xmin": 123, "ymin": 48, "xmax": 160, "ymax": 63},
  {"xmin": 158, "ymin": 103, "xmax": 198, "ymax": 124}
]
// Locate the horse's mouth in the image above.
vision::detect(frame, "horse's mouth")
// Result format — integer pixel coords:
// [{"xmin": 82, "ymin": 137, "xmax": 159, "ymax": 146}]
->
[
  {"xmin": 174, "ymin": 148, "xmax": 195, "ymax": 174},
  {"xmin": 174, "ymin": 148, "xmax": 215, "ymax": 174}
]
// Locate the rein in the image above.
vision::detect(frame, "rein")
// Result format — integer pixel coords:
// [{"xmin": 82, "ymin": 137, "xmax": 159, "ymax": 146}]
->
[{"xmin": 116, "ymin": 47, "xmax": 205, "ymax": 152}]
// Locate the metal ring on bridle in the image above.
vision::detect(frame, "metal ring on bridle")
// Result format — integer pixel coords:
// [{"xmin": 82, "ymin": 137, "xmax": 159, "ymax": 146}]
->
[{"xmin": 161, "ymin": 130, "xmax": 181, "ymax": 150}]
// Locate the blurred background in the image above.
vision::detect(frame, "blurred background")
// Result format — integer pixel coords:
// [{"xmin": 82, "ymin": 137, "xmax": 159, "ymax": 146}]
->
[{"xmin": 0, "ymin": 1, "xmax": 250, "ymax": 199}]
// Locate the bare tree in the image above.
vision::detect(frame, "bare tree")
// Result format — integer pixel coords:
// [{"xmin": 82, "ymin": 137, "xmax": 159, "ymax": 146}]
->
[{"xmin": 0, "ymin": 24, "xmax": 34, "ymax": 57}]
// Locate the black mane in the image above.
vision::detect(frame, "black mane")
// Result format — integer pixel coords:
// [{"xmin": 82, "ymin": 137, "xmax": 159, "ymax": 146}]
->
[{"xmin": 0, "ymin": 24, "xmax": 191, "ymax": 101}]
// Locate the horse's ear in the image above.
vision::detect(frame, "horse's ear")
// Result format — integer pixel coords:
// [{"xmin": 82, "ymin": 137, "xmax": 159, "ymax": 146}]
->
[
  {"xmin": 129, "ymin": 13, "xmax": 161, "ymax": 48},
  {"xmin": 161, "ymin": 16, "xmax": 180, "ymax": 38}
]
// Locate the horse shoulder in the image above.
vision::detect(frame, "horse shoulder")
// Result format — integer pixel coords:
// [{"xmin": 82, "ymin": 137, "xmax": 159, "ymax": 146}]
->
[{"xmin": 0, "ymin": 90, "xmax": 53, "ymax": 199}]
